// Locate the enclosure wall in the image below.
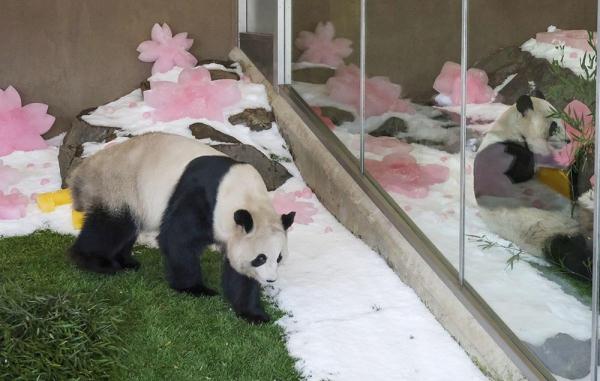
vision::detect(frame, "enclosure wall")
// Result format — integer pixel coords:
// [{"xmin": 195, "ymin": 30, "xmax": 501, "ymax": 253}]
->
[{"xmin": 0, "ymin": 0, "xmax": 237, "ymax": 136}]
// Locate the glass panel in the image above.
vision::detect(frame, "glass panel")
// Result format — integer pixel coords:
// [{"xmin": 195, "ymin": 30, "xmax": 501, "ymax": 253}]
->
[
  {"xmin": 465, "ymin": 2, "xmax": 597, "ymax": 379},
  {"xmin": 362, "ymin": 2, "xmax": 462, "ymax": 269},
  {"xmin": 291, "ymin": 0, "xmax": 363, "ymax": 162}
]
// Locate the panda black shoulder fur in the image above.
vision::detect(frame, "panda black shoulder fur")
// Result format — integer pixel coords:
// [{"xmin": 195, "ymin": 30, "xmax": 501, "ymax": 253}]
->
[
  {"xmin": 68, "ymin": 132, "xmax": 295, "ymax": 324},
  {"xmin": 474, "ymin": 93, "xmax": 593, "ymax": 279}
]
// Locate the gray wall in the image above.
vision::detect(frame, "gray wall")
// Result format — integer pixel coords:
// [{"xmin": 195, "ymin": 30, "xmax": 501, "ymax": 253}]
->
[
  {"xmin": 293, "ymin": 0, "xmax": 597, "ymax": 101},
  {"xmin": 0, "ymin": 0, "xmax": 236, "ymax": 136}
]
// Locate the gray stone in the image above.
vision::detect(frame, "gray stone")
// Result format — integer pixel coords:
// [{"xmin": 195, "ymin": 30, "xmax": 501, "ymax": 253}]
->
[
  {"xmin": 292, "ymin": 67, "xmax": 336, "ymax": 84},
  {"xmin": 318, "ymin": 106, "xmax": 355, "ymax": 126},
  {"xmin": 473, "ymin": 46, "xmax": 579, "ymax": 110},
  {"xmin": 211, "ymin": 144, "xmax": 291, "ymax": 191},
  {"xmin": 209, "ymin": 69, "xmax": 240, "ymax": 81},
  {"xmin": 527, "ymin": 333, "xmax": 591, "ymax": 379},
  {"xmin": 58, "ymin": 111, "xmax": 120, "ymax": 187},
  {"xmin": 189, "ymin": 123, "xmax": 241, "ymax": 144},
  {"xmin": 369, "ymin": 117, "xmax": 408, "ymax": 137},
  {"xmin": 228, "ymin": 108, "xmax": 275, "ymax": 131}
]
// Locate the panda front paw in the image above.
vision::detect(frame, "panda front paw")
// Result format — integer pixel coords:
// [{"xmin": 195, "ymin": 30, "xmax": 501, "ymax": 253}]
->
[
  {"xmin": 120, "ymin": 257, "xmax": 141, "ymax": 271},
  {"xmin": 176, "ymin": 284, "xmax": 219, "ymax": 297},
  {"xmin": 239, "ymin": 311, "xmax": 271, "ymax": 325}
]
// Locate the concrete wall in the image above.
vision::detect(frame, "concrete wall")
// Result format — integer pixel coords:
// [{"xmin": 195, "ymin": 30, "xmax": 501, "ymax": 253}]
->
[
  {"xmin": 0, "ymin": 0, "xmax": 236, "ymax": 136},
  {"xmin": 293, "ymin": 0, "xmax": 597, "ymax": 101}
]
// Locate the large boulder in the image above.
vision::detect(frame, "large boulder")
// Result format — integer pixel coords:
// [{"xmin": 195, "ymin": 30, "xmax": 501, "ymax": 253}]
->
[
  {"xmin": 473, "ymin": 46, "xmax": 580, "ymax": 110},
  {"xmin": 58, "ymin": 109, "xmax": 120, "ymax": 187}
]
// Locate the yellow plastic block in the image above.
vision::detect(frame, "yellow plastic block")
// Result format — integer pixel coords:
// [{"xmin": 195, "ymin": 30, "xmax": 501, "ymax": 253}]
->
[
  {"xmin": 536, "ymin": 167, "xmax": 571, "ymax": 199},
  {"xmin": 72, "ymin": 210, "xmax": 85, "ymax": 230},
  {"xmin": 36, "ymin": 189, "xmax": 72, "ymax": 213}
]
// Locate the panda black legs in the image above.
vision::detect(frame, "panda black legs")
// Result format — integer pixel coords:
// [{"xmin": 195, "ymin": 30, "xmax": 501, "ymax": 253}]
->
[
  {"xmin": 69, "ymin": 207, "xmax": 139, "ymax": 274},
  {"xmin": 222, "ymin": 258, "xmax": 269, "ymax": 324},
  {"xmin": 160, "ymin": 243, "xmax": 218, "ymax": 297},
  {"xmin": 544, "ymin": 234, "xmax": 593, "ymax": 280}
]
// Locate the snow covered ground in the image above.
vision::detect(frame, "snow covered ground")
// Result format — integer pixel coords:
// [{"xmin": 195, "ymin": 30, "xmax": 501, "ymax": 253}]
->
[{"xmin": 0, "ymin": 63, "xmax": 487, "ymax": 380}]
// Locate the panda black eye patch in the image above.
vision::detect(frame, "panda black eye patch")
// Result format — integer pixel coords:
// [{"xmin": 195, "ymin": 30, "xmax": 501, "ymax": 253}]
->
[
  {"xmin": 549, "ymin": 121, "xmax": 559, "ymax": 137},
  {"xmin": 251, "ymin": 254, "xmax": 267, "ymax": 267},
  {"xmin": 277, "ymin": 253, "xmax": 282, "ymax": 263}
]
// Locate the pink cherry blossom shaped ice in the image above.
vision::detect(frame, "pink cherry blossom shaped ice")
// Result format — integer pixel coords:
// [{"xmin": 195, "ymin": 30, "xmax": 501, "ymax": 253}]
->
[
  {"xmin": 295, "ymin": 21, "xmax": 353, "ymax": 67},
  {"xmin": 0, "ymin": 189, "xmax": 28, "ymax": 220},
  {"xmin": 143, "ymin": 66, "xmax": 241, "ymax": 122},
  {"xmin": 137, "ymin": 23, "xmax": 198, "ymax": 74},
  {"xmin": 0, "ymin": 86, "xmax": 55, "ymax": 157},
  {"xmin": 366, "ymin": 152, "xmax": 449, "ymax": 198},
  {"xmin": 0, "ymin": 160, "xmax": 21, "ymax": 191},
  {"xmin": 272, "ymin": 191, "xmax": 318, "ymax": 225},
  {"xmin": 326, "ymin": 64, "xmax": 416, "ymax": 118},
  {"xmin": 433, "ymin": 61, "xmax": 495, "ymax": 106}
]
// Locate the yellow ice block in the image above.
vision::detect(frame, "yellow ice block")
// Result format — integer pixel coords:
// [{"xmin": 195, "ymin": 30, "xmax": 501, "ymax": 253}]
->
[
  {"xmin": 36, "ymin": 189, "xmax": 73, "ymax": 212},
  {"xmin": 536, "ymin": 167, "xmax": 571, "ymax": 199},
  {"xmin": 72, "ymin": 210, "xmax": 85, "ymax": 230}
]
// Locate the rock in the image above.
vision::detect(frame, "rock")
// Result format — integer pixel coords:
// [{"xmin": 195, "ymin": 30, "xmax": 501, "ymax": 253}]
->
[
  {"xmin": 318, "ymin": 106, "xmax": 354, "ymax": 126},
  {"xmin": 58, "ymin": 112, "xmax": 120, "ymax": 187},
  {"xmin": 211, "ymin": 144, "xmax": 291, "ymax": 191},
  {"xmin": 228, "ymin": 108, "xmax": 275, "ymax": 131},
  {"xmin": 189, "ymin": 123, "xmax": 240, "ymax": 144},
  {"xmin": 140, "ymin": 80, "xmax": 150, "ymax": 92},
  {"xmin": 369, "ymin": 117, "xmax": 408, "ymax": 137},
  {"xmin": 527, "ymin": 333, "xmax": 592, "ymax": 380},
  {"xmin": 292, "ymin": 67, "xmax": 336, "ymax": 84},
  {"xmin": 473, "ymin": 46, "xmax": 579, "ymax": 110},
  {"xmin": 209, "ymin": 70, "xmax": 240, "ymax": 81}
]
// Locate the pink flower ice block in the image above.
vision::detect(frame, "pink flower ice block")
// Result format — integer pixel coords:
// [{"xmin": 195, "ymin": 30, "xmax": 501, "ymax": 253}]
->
[
  {"xmin": 137, "ymin": 23, "xmax": 198, "ymax": 74},
  {"xmin": 0, "ymin": 189, "xmax": 28, "ymax": 220},
  {"xmin": 295, "ymin": 21, "xmax": 353, "ymax": 67},
  {"xmin": 536, "ymin": 30, "xmax": 597, "ymax": 51},
  {"xmin": 433, "ymin": 62, "xmax": 495, "ymax": 106},
  {"xmin": 272, "ymin": 191, "xmax": 318, "ymax": 225},
  {"xmin": 366, "ymin": 152, "xmax": 449, "ymax": 198},
  {"xmin": 326, "ymin": 64, "xmax": 415, "ymax": 118},
  {"xmin": 553, "ymin": 100, "xmax": 594, "ymax": 167},
  {"xmin": 0, "ymin": 86, "xmax": 55, "ymax": 157},
  {"xmin": 0, "ymin": 161, "xmax": 21, "ymax": 191},
  {"xmin": 144, "ymin": 66, "xmax": 241, "ymax": 122}
]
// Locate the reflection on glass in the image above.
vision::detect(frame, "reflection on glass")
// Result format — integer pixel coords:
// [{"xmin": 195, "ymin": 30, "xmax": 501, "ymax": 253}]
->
[{"xmin": 465, "ymin": 5, "xmax": 597, "ymax": 380}]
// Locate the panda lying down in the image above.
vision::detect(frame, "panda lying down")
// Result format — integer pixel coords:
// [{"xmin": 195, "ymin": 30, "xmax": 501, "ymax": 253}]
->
[{"xmin": 68, "ymin": 132, "xmax": 295, "ymax": 324}]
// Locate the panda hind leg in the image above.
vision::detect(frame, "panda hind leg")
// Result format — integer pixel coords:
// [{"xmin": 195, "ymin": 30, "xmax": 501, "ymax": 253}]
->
[
  {"xmin": 222, "ymin": 258, "xmax": 269, "ymax": 324},
  {"xmin": 543, "ymin": 234, "xmax": 593, "ymax": 281},
  {"xmin": 69, "ymin": 206, "xmax": 138, "ymax": 274}
]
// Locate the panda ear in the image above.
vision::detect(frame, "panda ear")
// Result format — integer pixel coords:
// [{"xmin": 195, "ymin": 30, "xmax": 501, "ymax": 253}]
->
[
  {"xmin": 281, "ymin": 212, "xmax": 295, "ymax": 231},
  {"xmin": 516, "ymin": 95, "xmax": 534, "ymax": 116},
  {"xmin": 234, "ymin": 209, "xmax": 253, "ymax": 233}
]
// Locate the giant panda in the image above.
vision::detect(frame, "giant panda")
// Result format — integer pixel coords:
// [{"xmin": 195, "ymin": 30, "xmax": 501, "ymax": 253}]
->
[
  {"xmin": 67, "ymin": 132, "xmax": 295, "ymax": 323},
  {"xmin": 474, "ymin": 93, "xmax": 593, "ymax": 279}
]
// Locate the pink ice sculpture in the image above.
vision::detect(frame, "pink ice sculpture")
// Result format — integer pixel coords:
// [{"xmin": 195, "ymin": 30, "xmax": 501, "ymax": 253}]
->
[
  {"xmin": 536, "ymin": 30, "xmax": 597, "ymax": 52},
  {"xmin": 0, "ymin": 189, "xmax": 28, "ymax": 220},
  {"xmin": 0, "ymin": 161, "xmax": 21, "ymax": 191},
  {"xmin": 143, "ymin": 66, "xmax": 241, "ymax": 122},
  {"xmin": 295, "ymin": 21, "xmax": 353, "ymax": 67},
  {"xmin": 0, "ymin": 86, "xmax": 55, "ymax": 157},
  {"xmin": 326, "ymin": 64, "xmax": 415, "ymax": 118},
  {"xmin": 137, "ymin": 23, "xmax": 198, "ymax": 74},
  {"xmin": 366, "ymin": 152, "xmax": 449, "ymax": 198},
  {"xmin": 433, "ymin": 62, "xmax": 495, "ymax": 106},
  {"xmin": 272, "ymin": 191, "xmax": 318, "ymax": 225},
  {"xmin": 553, "ymin": 100, "xmax": 594, "ymax": 167}
]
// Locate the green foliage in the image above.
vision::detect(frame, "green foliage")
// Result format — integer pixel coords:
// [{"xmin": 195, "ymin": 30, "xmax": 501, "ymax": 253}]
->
[
  {"xmin": 0, "ymin": 287, "xmax": 127, "ymax": 380},
  {"xmin": 0, "ymin": 231, "xmax": 300, "ymax": 381}
]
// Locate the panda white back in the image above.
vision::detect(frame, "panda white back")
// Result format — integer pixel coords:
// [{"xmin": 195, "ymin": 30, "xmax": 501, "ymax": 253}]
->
[{"xmin": 69, "ymin": 132, "xmax": 226, "ymax": 230}]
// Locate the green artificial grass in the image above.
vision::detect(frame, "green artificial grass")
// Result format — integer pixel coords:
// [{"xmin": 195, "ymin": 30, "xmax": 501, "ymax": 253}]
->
[{"xmin": 0, "ymin": 231, "xmax": 300, "ymax": 381}]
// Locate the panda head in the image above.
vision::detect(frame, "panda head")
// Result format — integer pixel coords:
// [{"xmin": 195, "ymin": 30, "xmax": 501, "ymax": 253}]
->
[
  {"xmin": 227, "ymin": 209, "xmax": 295, "ymax": 284},
  {"xmin": 515, "ymin": 94, "xmax": 570, "ymax": 158}
]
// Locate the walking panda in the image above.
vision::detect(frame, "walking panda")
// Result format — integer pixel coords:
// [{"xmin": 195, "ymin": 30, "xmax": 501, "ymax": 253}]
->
[
  {"xmin": 68, "ymin": 132, "xmax": 295, "ymax": 323},
  {"xmin": 474, "ymin": 94, "xmax": 593, "ymax": 279}
]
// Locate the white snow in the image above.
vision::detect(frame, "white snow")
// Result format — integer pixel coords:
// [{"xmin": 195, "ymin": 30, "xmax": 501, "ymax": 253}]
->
[
  {"xmin": 0, "ymin": 65, "xmax": 488, "ymax": 380},
  {"xmin": 521, "ymin": 38, "xmax": 595, "ymax": 78}
]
